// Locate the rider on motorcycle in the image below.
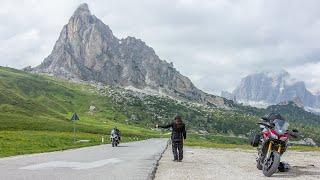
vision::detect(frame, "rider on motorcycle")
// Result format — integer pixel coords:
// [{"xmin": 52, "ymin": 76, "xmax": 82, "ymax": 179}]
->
[{"xmin": 111, "ymin": 127, "xmax": 121, "ymax": 141}]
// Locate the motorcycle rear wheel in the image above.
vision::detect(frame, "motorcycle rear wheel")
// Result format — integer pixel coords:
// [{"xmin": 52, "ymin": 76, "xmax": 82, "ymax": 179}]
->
[{"xmin": 262, "ymin": 151, "xmax": 280, "ymax": 177}]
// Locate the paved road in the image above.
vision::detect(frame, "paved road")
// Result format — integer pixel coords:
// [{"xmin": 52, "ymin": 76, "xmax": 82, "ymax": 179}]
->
[
  {"xmin": 155, "ymin": 146, "xmax": 320, "ymax": 180},
  {"xmin": 0, "ymin": 138, "xmax": 168, "ymax": 180}
]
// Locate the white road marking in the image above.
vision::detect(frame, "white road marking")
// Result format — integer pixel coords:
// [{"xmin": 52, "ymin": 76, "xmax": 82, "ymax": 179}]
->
[{"xmin": 20, "ymin": 158, "xmax": 122, "ymax": 170}]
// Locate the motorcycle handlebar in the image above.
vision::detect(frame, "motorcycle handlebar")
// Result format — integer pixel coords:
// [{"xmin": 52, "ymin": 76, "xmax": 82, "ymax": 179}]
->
[{"xmin": 289, "ymin": 130, "xmax": 300, "ymax": 138}]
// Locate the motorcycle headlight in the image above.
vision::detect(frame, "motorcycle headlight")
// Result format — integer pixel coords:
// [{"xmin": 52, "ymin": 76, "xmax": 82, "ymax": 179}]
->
[
  {"xmin": 270, "ymin": 132, "xmax": 278, "ymax": 139},
  {"xmin": 275, "ymin": 128, "xmax": 285, "ymax": 135}
]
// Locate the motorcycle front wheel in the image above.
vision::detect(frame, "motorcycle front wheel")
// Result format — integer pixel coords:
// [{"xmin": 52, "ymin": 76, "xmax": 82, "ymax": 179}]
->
[{"xmin": 262, "ymin": 151, "xmax": 280, "ymax": 177}]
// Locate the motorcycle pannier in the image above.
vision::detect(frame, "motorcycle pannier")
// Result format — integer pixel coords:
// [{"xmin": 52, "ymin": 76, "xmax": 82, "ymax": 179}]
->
[{"xmin": 249, "ymin": 134, "xmax": 260, "ymax": 147}]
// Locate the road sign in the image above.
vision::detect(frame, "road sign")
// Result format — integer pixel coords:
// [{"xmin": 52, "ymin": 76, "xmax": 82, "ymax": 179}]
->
[{"xmin": 71, "ymin": 113, "xmax": 80, "ymax": 121}]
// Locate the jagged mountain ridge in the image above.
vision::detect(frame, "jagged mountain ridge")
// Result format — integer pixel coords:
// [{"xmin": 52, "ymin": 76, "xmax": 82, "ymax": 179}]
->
[
  {"xmin": 31, "ymin": 3, "xmax": 230, "ymax": 108},
  {"xmin": 222, "ymin": 70, "xmax": 320, "ymax": 109}
]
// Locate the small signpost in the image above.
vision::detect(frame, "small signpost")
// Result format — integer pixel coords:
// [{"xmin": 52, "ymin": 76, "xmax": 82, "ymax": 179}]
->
[{"xmin": 71, "ymin": 112, "xmax": 80, "ymax": 143}]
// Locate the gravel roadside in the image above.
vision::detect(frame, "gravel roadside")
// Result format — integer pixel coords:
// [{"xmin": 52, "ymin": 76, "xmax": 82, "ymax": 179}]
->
[{"xmin": 154, "ymin": 146, "xmax": 320, "ymax": 180}]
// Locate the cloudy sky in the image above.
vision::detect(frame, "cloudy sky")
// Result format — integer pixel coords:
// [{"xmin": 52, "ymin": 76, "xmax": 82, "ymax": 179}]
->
[{"xmin": 1, "ymin": 0, "xmax": 320, "ymax": 95}]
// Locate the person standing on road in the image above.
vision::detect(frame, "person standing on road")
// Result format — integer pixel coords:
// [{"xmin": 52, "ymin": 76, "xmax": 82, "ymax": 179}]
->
[{"xmin": 156, "ymin": 115, "xmax": 186, "ymax": 162}]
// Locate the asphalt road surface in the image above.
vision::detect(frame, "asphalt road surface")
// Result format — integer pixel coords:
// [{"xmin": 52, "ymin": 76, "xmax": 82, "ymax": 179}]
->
[{"xmin": 0, "ymin": 138, "xmax": 168, "ymax": 180}]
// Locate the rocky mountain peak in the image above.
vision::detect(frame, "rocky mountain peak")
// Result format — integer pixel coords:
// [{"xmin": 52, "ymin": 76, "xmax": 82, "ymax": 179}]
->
[
  {"xmin": 72, "ymin": 3, "xmax": 91, "ymax": 17},
  {"xmin": 31, "ymin": 3, "xmax": 230, "ymax": 108},
  {"xmin": 278, "ymin": 96, "xmax": 304, "ymax": 108},
  {"xmin": 228, "ymin": 70, "xmax": 319, "ymax": 109},
  {"xmin": 68, "ymin": 3, "xmax": 93, "ymax": 29}
]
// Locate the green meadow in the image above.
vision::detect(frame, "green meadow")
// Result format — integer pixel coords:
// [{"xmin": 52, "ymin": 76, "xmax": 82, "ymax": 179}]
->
[
  {"xmin": 0, "ymin": 67, "xmax": 161, "ymax": 157},
  {"xmin": 0, "ymin": 67, "xmax": 318, "ymax": 157}
]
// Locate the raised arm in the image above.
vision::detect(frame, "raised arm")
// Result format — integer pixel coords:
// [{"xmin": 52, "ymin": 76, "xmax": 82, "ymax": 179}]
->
[{"xmin": 158, "ymin": 123, "xmax": 173, "ymax": 129}]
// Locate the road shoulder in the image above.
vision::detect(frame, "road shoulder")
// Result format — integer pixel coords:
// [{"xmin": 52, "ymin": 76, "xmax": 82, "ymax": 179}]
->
[{"xmin": 154, "ymin": 146, "xmax": 320, "ymax": 180}]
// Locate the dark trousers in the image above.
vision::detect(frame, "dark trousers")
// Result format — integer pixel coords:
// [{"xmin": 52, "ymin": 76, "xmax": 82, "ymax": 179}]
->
[{"xmin": 172, "ymin": 140, "xmax": 183, "ymax": 160}]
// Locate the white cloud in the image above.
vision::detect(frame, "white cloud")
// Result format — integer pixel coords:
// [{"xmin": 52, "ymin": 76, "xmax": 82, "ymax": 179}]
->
[{"xmin": 0, "ymin": 0, "xmax": 320, "ymax": 94}]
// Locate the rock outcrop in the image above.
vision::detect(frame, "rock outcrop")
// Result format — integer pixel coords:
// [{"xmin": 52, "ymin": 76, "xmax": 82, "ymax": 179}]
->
[
  {"xmin": 32, "ymin": 3, "xmax": 230, "ymax": 108},
  {"xmin": 224, "ymin": 70, "xmax": 320, "ymax": 109}
]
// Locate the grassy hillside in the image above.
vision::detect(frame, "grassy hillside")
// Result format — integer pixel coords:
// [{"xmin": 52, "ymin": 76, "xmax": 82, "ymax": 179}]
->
[
  {"xmin": 0, "ymin": 67, "xmax": 319, "ymax": 157},
  {"xmin": 0, "ymin": 67, "xmax": 161, "ymax": 157},
  {"xmin": 100, "ymin": 86, "xmax": 259, "ymax": 135},
  {"xmin": 95, "ymin": 84, "xmax": 320, "ymax": 145}
]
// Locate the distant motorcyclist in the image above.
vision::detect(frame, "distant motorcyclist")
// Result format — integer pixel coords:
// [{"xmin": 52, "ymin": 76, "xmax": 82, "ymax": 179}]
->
[
  {"xmin": 156, "ymin": 115, "xmax": 186, "ymax": 162},
  {"xmin": 111, "ymin": 127, "xmax": 121, "ymax": 141}
]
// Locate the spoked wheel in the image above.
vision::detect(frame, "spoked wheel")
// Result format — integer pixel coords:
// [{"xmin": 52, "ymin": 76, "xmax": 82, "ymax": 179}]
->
[{"xmin": 263, "ymin": 151, "xmax": 280, "ymax": 177}]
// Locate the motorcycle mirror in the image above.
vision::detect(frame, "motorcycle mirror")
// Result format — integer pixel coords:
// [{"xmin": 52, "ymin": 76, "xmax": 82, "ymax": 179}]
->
[{"xmin": 292, "ymin": 129, "xmax": 299, "ymax": 133}]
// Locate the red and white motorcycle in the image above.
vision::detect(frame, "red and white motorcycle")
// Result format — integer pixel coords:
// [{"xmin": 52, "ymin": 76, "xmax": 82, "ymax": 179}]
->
[{"xmin": 251, "ymin": 118, "xmax": 298, "ymax": 177}]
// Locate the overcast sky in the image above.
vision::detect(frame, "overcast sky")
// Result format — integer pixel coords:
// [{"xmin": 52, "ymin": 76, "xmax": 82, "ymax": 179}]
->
[{"xmin": 1, "ymin": 0, "xmax": 320, "ymax": 95}]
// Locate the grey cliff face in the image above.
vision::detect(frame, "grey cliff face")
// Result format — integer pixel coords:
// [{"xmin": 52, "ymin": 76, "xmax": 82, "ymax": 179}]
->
[
  {"xmin": 32, "ymin": 3, "xmax": 229, "ymax": 108},
  {"xmin": 230, "ymin": 70, "xmax": 320, "ymax": 108},
  {"xmin": 221, "ymin": 91, "xmax": 233, "ymax": 100}
]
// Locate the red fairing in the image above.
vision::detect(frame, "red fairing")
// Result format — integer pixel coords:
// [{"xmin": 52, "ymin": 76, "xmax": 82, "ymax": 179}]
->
[
  {"xmin": 263, "ymin": 129, "xmax": 276, "ymax": 139},
  {"xmin": 263, "ymin": 131, "xmax": 271, "ymax": 139},
  {"xmin": 279, "ymin": 132, "xmax": 289, "ymax": 141},
  {"xmin": 263, "ymin": 130, "xmax": 288, "ymax": 141}
]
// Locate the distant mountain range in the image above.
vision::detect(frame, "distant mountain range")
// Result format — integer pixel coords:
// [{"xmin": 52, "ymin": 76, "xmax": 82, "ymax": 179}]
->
[
  {"xmin": 221, "ymin": 70, "xmax": 320, "ymax": 112},
  {"xmin": 4, "ymin": 3, "xmax": 319, "ymax": 145},
  {"xmin": 26, "ymin": 3, "xmax": 230, "ymax": 108}
]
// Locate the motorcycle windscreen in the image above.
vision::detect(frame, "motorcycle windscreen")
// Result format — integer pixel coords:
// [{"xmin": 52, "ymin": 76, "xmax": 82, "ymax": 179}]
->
[{"xmin": 274, "ymin": 119, "xmax": 289, "ymax": 135}]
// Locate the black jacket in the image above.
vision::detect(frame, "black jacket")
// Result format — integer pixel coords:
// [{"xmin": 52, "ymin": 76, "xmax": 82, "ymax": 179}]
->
[
  {"xmin": 159, "ymin": 122, "xmax": 186, "ymax": 141},
  {"xmin": 111, "ymin": 128, "xmax": 121, "ymax": 136}
]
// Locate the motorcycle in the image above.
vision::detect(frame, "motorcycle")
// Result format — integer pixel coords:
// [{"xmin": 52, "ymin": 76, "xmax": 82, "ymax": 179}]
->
[
  {"xmin": 250, "ymin": 118, "xmax": 298, "ymax": 177},
  {"xmin": 110, "ymin": 134, "xmax": 120, "ymax": 147}
]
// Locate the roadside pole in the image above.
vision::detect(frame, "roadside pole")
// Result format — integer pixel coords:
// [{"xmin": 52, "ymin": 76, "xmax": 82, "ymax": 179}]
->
[
  {"xmin": 71, "ymin": 112, "xmax": 80, "ymax": 143},
  {"xmin": 73, "ymin": 121, "xmax": 76, "ymax": 143}
]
